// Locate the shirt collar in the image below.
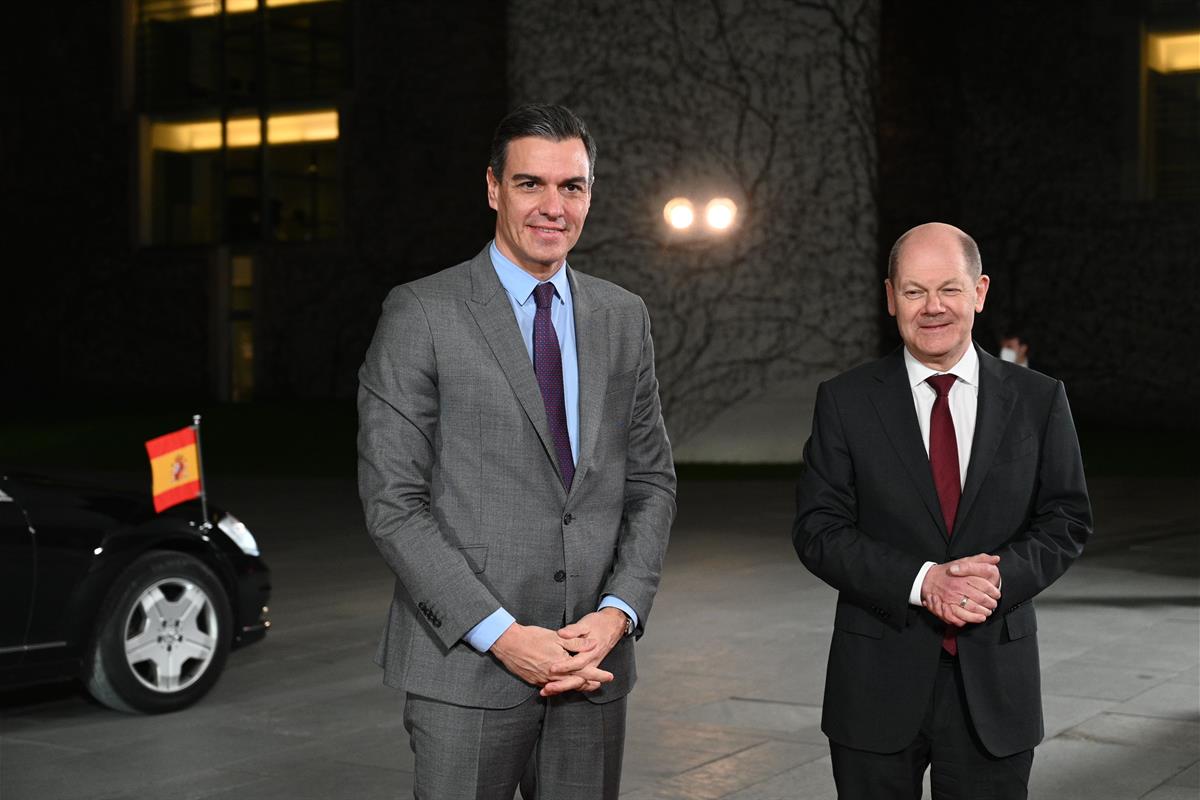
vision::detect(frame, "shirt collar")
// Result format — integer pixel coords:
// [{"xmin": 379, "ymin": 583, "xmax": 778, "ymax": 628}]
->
[
  {"xmin": 903, "ymin": 343, "xmax": 980, "ymax": 390},
  {"xmin": 489, "ymin": 241, "xmax": 572, "ymax": 307}
]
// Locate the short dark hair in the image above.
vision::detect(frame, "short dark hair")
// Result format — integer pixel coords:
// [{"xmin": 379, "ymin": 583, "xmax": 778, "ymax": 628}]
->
[
  {"xmin": 488, "ymin": 103, "xmax": 597, "ymax": 183},
  {"xmin": 887, "ymin": 225, "xmax": 982, "ymax": 281}
]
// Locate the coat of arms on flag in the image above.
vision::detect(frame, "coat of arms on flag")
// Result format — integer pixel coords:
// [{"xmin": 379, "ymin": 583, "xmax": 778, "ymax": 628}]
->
[{"xmin": 145, "ymin": 425, "xmax": 203, "ymax": 513}]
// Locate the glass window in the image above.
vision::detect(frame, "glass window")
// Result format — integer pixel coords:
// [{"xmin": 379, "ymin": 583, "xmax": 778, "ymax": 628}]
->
[
  {"xmin": 1144, "ymin": 29, "xmax": 1200, "ymax": 200},
  {"xmin": 136, "ymin": 0, "xmax": 343, "ymax": 245}
]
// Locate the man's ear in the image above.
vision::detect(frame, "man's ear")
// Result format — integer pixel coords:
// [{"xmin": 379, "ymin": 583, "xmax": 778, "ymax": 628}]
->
[
  {"xmin": 975, "ymin": 274, "xmax": 990, "ymax": 312},
  {"xmin": 486, "ymin": 167, "xmax": 499, "ymax": 211},
  {"xmin": 884, "ymin": 279, "xmax": 897, "ymax": 317}
]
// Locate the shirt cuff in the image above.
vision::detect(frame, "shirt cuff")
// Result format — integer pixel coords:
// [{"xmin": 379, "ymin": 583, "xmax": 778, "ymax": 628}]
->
[
  {"xmin": 909, "ymin": 562, "xmax": 936, "ymax": 606},
  {"xmin": 463, "ymin": 607, "xmax": 516, "ymax": 652},
  {"xmin": 598, "ymin": 595, "xmax": 638, "ymax": 629}
]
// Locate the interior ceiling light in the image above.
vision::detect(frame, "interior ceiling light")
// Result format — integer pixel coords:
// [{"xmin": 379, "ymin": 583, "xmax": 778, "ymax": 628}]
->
[
  {"xmin": 150, "ymin": 111, "xmax": 339, "ymax": 152},
  {"xmin": 1147, "ymin": 31, "xmax": 1200, "ymax": 73},
  {"xmin": 143, "ymin": 0, "xmax": 327, "ymax": 21}
]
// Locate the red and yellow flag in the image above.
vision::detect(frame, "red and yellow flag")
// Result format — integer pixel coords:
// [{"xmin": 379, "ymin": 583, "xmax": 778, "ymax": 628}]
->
[{"xmin": 145, "ymin": 426, "xmax": 202, "ymax": 512}]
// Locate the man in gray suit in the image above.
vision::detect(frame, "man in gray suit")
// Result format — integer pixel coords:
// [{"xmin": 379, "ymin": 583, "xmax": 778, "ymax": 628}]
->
[{"xmin": 358, "ymin": 104, "xmax": 676, "ymax": 799}]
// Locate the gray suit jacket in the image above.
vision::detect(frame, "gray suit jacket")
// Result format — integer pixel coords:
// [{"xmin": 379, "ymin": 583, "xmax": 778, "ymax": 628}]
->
[{"xmin": 358, "ymin": 246, "xmax": 677, "ymax": 709}]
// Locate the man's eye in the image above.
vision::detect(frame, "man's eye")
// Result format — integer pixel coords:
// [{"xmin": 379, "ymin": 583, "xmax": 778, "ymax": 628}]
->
[
  {"xmin": 905, "ymin": 291, "xmax": 923, "ymax": 299},
  {"xmin": 564, "ymin": 184, "xmax": 582, "ymax": 193},
  {"xmin": 942, "ymin": 288, "xmax": 961, "ymax": 295}
]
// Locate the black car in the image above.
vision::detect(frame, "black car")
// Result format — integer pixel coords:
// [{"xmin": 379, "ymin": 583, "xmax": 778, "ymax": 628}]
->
[{"xmin": 0, "ymin": 472, "xmax": 270, "ymax": 713}]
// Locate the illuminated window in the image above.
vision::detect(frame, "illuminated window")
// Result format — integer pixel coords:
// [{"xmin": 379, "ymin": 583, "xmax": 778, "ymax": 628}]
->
[
  {"xmin": 135, "ymin": 0, "xmax": 343, "ymax": 244},
  {"xmin": 1143, "ymin": 29, "xmax": 1200, "ymax": 200}
]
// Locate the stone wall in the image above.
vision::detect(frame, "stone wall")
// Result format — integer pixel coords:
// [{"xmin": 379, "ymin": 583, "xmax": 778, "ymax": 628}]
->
[{"xmin": 508, "ymin": 0, "xmax": 881, "ymax": 457}]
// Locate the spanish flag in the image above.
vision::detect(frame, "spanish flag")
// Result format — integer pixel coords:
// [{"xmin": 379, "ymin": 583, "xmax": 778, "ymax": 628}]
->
[{"xmin": 146, "ymin": 426, "xmax": 203, "ymax": 513}]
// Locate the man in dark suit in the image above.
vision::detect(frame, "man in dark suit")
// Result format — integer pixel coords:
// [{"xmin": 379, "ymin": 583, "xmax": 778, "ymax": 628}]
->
[
  {"xmin": 358, "ymin": 104, "xmax": 676, "ymax": 799},
  {"xmin": 793, "ymin": 222, "xmax": 1092, "ymax": 799}
]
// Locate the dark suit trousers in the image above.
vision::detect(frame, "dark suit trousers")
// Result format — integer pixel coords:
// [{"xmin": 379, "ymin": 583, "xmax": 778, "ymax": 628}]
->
[
  {"xmin": 830, "ymin": 654, "xmax": 1033, "ymax": 800},
  {"xmin": 404, "ymin": 691, "xmax": 626, "ymax": 800}
]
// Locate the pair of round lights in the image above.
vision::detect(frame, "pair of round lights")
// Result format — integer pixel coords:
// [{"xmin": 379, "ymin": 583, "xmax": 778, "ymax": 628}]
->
[{"xmin": 663, "ymin": 197, "xmax": 738, "ymax": 231}]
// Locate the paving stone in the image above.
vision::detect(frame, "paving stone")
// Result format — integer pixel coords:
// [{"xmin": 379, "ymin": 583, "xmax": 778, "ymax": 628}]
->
[
  {"xmin": 651, "ymin": 740, "xmax": 828, "ymax": 800},
  {"xmin": 1060, "ymin": 712, "xmax": 1200, "ymax": 754},
  {"xmin": 1164, "ymin": 762, "xmax": 1199, "ymax": 788},
  {"xmin": 1030, "ymin": 736, "xmax": 1197, "ymax": 800},
  {"xmin": 1040, "ymin": 659, "xmax": 1175, "ymax": 701},
  {"xmin": 721, "ymin": 754, "xmax": 838, "ymax": 799},
  {"xmin": 1073, "ymin": 619, "xmax": 1200, "ymax": 673},
  {"xmin": 1139, "ymin": 788, "xmax": 1199, "ymax": 800},
  {"xmin": 1110, "ymin": 680, "xmax": 1200, "ymax": 722},
  {"xmin": 1041, "ymin": 694, "xmax": 1118, "ymax": 739},
  {"xmin": 674, "ymin": 697, "xmax": 824, "ymax": 741}
]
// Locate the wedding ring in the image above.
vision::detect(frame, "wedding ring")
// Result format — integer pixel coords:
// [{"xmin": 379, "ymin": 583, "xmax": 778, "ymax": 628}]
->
[{"xmin": 959, "ymin": 596, "xmax": 969, "ymax": 608}]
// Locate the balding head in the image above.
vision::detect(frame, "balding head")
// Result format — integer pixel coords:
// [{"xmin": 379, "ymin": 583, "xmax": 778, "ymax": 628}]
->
[
  {"xmin": 884, "ymin": 221, "xmax": 990, "ymax": 371},
  {"xmin": 888, "ymin": 222, "xmax": 982, "ymax": 281}
]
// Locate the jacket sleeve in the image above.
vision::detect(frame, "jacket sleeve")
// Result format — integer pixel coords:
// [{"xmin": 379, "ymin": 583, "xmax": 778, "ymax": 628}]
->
[
  {"xmin": 793, "ymin": 380, "xmax": 926, "ymax": 622},
  {"xmin": 357, "ymin": 286, "xmax": 501, "ymax": 649},
  {"xmin": 993, "ymin": 380, "xmax": 1092, "ymax": 613},
  {"xmin": 601, "ymin": 300, "xmax": 677, "ymax": 636}
]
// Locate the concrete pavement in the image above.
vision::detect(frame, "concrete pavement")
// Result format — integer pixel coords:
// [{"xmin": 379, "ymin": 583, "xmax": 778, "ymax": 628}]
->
[{"xmin": 1, "ymin": 475, "xmax": 1196, "ymax": 799}]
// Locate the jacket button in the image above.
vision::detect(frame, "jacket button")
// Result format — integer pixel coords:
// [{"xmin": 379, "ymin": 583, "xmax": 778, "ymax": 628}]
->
[
  {"xmin": 563, "ymin": 514, "xmax": 574, "ymax": 525},
  {"xmin": 554, "ymin": 570, "xmax": 566, "ymax": 582}
]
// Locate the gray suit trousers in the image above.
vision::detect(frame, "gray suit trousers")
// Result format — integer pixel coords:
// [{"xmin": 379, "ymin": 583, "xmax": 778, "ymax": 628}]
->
[{"xmin": 404, "ymin": 692, "xmax": 627, "ymax": 800}]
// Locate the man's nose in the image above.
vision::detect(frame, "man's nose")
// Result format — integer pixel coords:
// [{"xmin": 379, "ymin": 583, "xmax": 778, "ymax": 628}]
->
[
  {"xmin": 539, "ymin": 190, "xmax": 564, "ymax": 218},
  {"xmin": 922, "ymin": 292, "xmax": 945, "ymax": 314}
]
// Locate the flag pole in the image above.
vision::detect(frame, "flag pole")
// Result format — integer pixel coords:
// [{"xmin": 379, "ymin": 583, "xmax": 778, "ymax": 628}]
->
[{"xmin": 193, "ymin": 413, "xmax": 212, "ymax": 529}]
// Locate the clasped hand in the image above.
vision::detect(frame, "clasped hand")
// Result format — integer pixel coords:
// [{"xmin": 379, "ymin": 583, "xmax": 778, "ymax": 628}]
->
[
  {"xmin": 921, "ymin": 553, "xmax": 1002, "ymax": 627},
  {"xmin": 490, "ymin": 608, "xmax": 627, "ymax": 697}
]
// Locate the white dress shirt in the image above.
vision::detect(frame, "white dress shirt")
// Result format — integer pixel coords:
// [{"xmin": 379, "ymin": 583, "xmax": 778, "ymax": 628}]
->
[{"xmin": 904, "ymin": 345, "xmax": 980, "ymax": 606}]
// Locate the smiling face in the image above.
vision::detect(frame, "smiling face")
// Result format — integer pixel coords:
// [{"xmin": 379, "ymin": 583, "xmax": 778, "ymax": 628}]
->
[
  {"xmin": 487, "ymin": 136, "xmax": 592, "ymax": 280},
  {"xmin": 885, "ymin": 225, "xmax": 990, "ymax": 372}
]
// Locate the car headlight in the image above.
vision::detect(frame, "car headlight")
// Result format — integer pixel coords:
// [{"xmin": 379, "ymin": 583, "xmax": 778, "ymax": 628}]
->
[{"xmin": 216, "ymin": 512, "xmax": 260, "ymax": 556}]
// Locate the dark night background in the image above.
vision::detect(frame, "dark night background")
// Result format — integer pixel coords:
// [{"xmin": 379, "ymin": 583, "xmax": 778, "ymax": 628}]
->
[{"xmin": 4, "ymin": 0, "xmax": 1198, "ymax": 474}]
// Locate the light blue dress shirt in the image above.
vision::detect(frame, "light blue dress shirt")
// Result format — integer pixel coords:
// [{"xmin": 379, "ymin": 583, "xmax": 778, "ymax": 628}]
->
[{"xmin": 461, "ymin": 243, "xmax": 638, "ymax": 652}]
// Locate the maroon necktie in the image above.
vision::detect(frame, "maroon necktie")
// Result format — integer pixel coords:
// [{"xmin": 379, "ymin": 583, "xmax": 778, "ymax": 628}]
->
[
  {"xmin": 533, "ymin": 283, "xmax": 574, "ymax": 490},
  {"xmin": 927, "ymin": 373, "xmax": 960, "ymax": 654}
]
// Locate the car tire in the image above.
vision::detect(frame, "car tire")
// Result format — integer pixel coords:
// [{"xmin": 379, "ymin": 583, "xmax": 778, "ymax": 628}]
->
[{"xmin": 83, "ymin": 551, "xmax": 232, "ymax": 713}]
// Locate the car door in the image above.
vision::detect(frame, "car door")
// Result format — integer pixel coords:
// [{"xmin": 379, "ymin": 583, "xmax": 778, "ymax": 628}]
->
[
  {"xmin": 0, "ymin": 481, "xmax": 35, "ymax": 666},
  {"xmin": 15, "ymin": 479, "xmax": 110, "ymax": 665}
]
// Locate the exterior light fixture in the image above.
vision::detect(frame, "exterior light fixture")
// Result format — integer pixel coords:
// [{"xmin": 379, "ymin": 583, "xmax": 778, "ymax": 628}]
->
[
  {"xmin": 663, "ymin": 198, "xmax": 695, "ymax": 229},
  {"xmin": 704, "ymin": 198, "xmax": 737, "ymax": 231}
]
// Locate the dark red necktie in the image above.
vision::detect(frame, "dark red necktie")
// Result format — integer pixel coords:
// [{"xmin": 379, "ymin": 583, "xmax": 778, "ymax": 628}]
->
[
  {"xmin": 926, "ymin": 374, "xmax": 960, "ymax": 654},
  {"xmin": 533, "ymin": 283, "xmax": 574, "ymax": 490}
]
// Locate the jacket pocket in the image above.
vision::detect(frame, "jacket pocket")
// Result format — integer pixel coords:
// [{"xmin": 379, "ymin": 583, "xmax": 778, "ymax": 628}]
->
[
  {"xmin": 834, "ymin": 602, "xmax": 886, "ymax": 639},
  {"xmin": 458, "ymin": 544, "xmax": 488, "ymax": 574},
  {"xmin": 1004, "ymin": 602, "xmax": 1036, "ymax": 641}
]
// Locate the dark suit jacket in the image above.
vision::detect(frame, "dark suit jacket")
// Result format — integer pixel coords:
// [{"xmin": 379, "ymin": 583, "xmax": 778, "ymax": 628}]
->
[
  {"xmin": 358, "ymin": 246, "xmax": 677, "ymax": 710},
  {"xmin": 793, "ymin": 344, "xmax": 1092, "ymax": 757}
]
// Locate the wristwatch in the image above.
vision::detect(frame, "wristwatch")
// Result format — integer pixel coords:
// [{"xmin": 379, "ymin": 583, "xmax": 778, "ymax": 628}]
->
[{"xmin": 622, "ymin": 611, "xmax": 635, "ymax": 638}]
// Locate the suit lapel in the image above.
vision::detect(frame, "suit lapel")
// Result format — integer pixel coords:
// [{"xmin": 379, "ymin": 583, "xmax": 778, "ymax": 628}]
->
[
  {"xmin": 869, "ymin": 349, "xmax": 950, "ymax": 542},
  {"xmin": 956, "ymin": 345, "xmax": 1017, "ymax": 533},
  {"xmin": 464, "ymin": 250, "xmax": 561, "ymax": 478},
  {"xmin": 568, "ymin": 268, "xmax": 608, "ymax": 496}
]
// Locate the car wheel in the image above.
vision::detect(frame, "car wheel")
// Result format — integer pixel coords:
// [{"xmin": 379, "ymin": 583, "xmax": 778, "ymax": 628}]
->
[{"xmin": 84, "ymin": 551, "xmax": 231, "ymax": 713}]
